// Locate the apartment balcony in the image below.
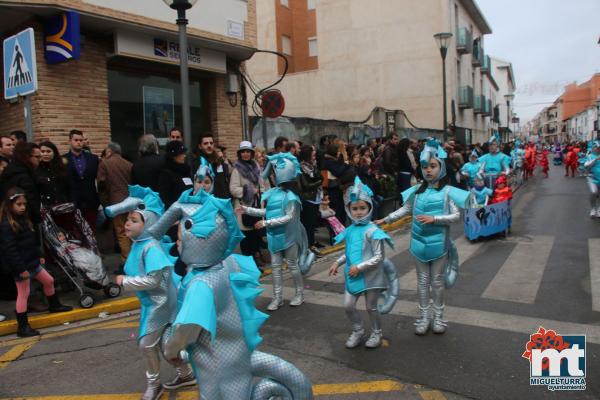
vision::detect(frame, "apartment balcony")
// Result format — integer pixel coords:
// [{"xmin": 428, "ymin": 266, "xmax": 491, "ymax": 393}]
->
[
  {"xmin": 456, "ymin": 27, "xmax": 473, "ymax": 54},
  {"xmin": 458, "ymin": 86, "xmax": 474, "ymax": 109},
  {"xmin": 480, "ymin": 55, "xmax": 491, "ymax": 75},
  {"xmin": 473, "ymin": 94, "xmax": 484, "ymax": 114},
  {"xmin": 472, "ymin": 41, "xmax": 484, "ymax": 66},
  {"xmin": 482, "ymin": 98, "xmax": 492, "ymax": 116}
]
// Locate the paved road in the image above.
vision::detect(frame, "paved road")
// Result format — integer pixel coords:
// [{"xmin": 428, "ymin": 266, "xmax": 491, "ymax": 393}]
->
[{"xmin": 1, "ymin": 165, "xmax": 598, "ymax": 399}]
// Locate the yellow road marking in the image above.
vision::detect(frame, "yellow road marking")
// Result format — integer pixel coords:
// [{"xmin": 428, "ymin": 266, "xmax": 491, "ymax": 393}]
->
[
  {"xmin": 312, "ymin": 380, "xmax": 404, "ymax": 395},
  {"xmin": 0, "ymin": 341, "xmax": 37, "ymax": 369},
  {"xmin": 420, "ymin": 390, "xmax": 447, "ymax": 400},
  {"xmin": 0, "ymin": 380, "xmax": 406, "ymax": 399},
  {"xmin": 0, "ymin": 316, "xmax": 140, "ymax": 348}
]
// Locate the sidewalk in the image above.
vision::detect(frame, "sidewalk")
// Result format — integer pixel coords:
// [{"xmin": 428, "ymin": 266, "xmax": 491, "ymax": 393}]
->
[{"xmin": 0, "ymin": 217, "xmax": 410, "ymax": 337}]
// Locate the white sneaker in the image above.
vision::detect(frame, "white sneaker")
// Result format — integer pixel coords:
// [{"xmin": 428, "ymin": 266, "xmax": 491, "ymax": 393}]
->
[
  {"xmin": 591, "ymin": 209, "xmax": 596, "ymax": 218},
  {"xmin": 594, "ymin": 208, "xmax": 600, "ymax": 218},
  {"xmin": 345, "ymin": 329, "xmax": 365, "ymax": 348}
]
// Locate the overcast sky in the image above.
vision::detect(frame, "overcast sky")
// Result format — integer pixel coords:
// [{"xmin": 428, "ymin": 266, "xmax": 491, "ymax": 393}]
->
[{"xmin": 477, "ymin": 0, "xmax": 600, "ymax": 123}]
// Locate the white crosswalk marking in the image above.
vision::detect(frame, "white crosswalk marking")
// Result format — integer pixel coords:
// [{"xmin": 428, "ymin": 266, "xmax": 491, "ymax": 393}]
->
[
  {"xmin": 260, "ymin": 285, "xmax": 600, "ymax": 345},
  {"xmin": 398, "ymin": 236, "xmax": 483, "ymax": 291},
  {"xmin": 588, "ymin": 238, "xmax": 600, "ymax": 312},
  {"xmin": 481, "ymin": 235, "xmax": 554, "ymax": 304}
]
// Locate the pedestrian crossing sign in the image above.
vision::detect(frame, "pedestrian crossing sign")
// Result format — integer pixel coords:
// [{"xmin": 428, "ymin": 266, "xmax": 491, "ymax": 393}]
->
[{"xmin": 3, "ymin": 28, "xmax": 38, "ymax": 100}]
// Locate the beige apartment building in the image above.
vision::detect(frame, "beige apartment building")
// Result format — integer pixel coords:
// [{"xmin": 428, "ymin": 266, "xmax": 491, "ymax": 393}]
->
[
  {"xmin": 247, "ymin": 0, "xmax": 508, "ymax": 144},
  {"xmin": 0, "ymin": 0, "xmax": 256, "ymax": 156}
]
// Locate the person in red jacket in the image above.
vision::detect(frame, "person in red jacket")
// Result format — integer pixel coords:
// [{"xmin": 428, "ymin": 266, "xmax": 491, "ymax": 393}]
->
[
  {"xmin": 524, "ymin": 144, "xmax": 536, "ymax": 180},
  {"xmin": 539, "ymin": 148, "xmax": 550, "ymax": 178},
  {"xmin": 565, "ymin": 146, "xmax": 577, "ymax": 177},
  {"xmin": 490, "ymin": 175, "xmax": 513, "ymax": 204}
]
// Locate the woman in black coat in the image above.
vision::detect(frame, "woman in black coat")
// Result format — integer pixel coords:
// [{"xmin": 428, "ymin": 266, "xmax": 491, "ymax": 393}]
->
[
  {"xmin": 37, "ymin": 141, "xmax": 70, "ymax": 207},
  {"xmin": 157, "ymin": 141, "xmax": 193, "ymax": 209},
  {"xmin": 0, "ymin": 142, "xmax": 42, "ymax": 224}
]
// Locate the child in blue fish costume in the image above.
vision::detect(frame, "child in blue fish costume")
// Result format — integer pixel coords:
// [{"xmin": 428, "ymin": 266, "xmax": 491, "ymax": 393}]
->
[
  {"xmin": 470, "ymin": 176, "xmax": 493, "ymax": 207},
  {"xmin": 238, "ymin": 152, "xmax": 315, "ymax": 311},
  {"xmin": 460, "ymin": 150, "xmax": 481, "ymax": 188},
  {"xmin": 162, "ymin": 192, "xmax": 313, "ymax": 400},
  {"xmin": 376, "ymin": 139, "xmax": 470, "ymax": 335},
  {"xmin": 107, "ymin": 186, "xmax": 195, "ymax": 400},
  {"xmin": 584, "ymin": 141, "xmax": 600, "ymax": 218},
  {"xmin": 478, "ymin": 135, "xmax": 511, "ymax": 187},
  {"xmin": 329, "ymin": 177, "xmax": 397, "ymax": 349}
]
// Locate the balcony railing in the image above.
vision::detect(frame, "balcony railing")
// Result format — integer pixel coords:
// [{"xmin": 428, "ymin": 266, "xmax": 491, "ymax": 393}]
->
[
  {"xmin": 472, "ymin": 41, "xmax": 484, "ymax": 66},
  {"xmin": 480, "ymin": 55, "xmax": 491, "ymax": 75},
  {"xmin": 456, "ymin": 27, "xmax": 473, "ymax": 54},
  {"xmin": 482, "ymin": 98, "xmax": 492, "ymax": 116},
  {"xmin": 474, "ymin": 94, "xmax": 483, "ymax": 114},
  {"xmin": 458, "ymin": 86, "xmax": 474, "ymax": 109}
]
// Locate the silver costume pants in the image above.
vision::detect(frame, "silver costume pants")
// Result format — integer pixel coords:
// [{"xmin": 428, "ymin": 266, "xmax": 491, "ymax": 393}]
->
[
  {"xmin": 588, "ymin": 178, "xmax": 599, "ymax": 209},
  {"xmin": 271, "ymin": 244, "xmax": 302, "ymax": 296},
  {"xmin": 139, "ymin": 328, "xmax": 165, "ymax": 386},
  {"xmin": 415, "ymin": 257, "xmax": 447, "ymax": 309},
  {"xmin": 343, "ymin": 289, "xmax": 382, "ymax": 332}
]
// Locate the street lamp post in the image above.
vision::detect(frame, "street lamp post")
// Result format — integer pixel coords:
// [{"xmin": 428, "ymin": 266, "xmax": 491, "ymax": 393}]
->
[
  {"xmin": 504, "ymin": 93, "xmax": 514, "ymax": 141},
  {"xmin": 163, "ymin": 0, "xmax": 198, "ymax": 149},
  {"xmin": 434, "ymin": 32, "xmax": 453, "ymax": 142}
]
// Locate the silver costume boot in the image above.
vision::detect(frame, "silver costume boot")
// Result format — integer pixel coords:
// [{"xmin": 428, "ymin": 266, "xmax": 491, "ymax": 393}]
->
[
  {"xmin": 432, "ymin": 305, "xmax": 447, "ymax": 334},
  {"xmin": 141, "ymin": 371, "xmax": 164, "ymax": 400},
  {"xmin": 288, "ymin": 264, "xmax": 304, "ymax": 307},
  {"xmin": 267, "ymin": 267, "xmax": 284, "ymax": 311},
  {"xmin": 345, "ymin": 324, "xmax": 365, "ymax": 349},
  {"xmin": 414, "ymin": 305, "xmax": 431, "ymax": 336}
]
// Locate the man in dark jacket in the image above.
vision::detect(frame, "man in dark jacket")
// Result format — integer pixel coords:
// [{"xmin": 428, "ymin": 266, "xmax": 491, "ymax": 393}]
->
[
  {"xmin": 63, "ymin": 129, "xmax": 100, "ymax": 232},
  {"xmin": 131, "ymin": 134, "xmax": 165, "ymax": 192},
  {"xmin": 192, "ymin": 133, "xmax": 231, "ymax": 199}
]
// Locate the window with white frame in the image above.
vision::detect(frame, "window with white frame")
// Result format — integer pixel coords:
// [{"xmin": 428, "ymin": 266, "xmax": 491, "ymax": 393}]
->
[
  {"xmin": 282, "ymin": 35, "xmax": 292, "ymax": 55},
  {"xmin": 280, "ymin": 0, "xmax": 289, "ymax": 7},
  {"xmin": 308, "ymin": 38, "xmax": 318, "ymax": 57},
  {"xmin": 308, "ymin": 0, "xmax": 317, "ymax": 10}
]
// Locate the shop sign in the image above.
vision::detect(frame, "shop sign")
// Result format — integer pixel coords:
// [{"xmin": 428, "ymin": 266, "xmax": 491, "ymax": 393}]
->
[
  {"xmin": 114, "ymin": 30, "xmax": 226, "ymax": 74},
  {"xmin": 44, "ymin": 11, "xmax": 81, "ymax": 64},
  {"xmin": 3, "ymin": 28, "xmax": 37, "ymax": 99}
]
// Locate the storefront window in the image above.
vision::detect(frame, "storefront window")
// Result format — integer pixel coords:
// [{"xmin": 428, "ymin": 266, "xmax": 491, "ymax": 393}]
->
[{"xmin": 107, "ymin": 69, "xmax": 208, "ymax": 159}]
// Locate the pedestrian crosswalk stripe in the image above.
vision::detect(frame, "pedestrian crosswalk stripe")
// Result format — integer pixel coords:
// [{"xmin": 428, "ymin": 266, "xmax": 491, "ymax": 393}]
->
[
  {"xmin": 399, "ymin": 236, "xmax": 483, "ymax": 291},
  {"xmin": 260, "ymin": 285, "xmax": 600, "ymax": 344},
  {"xmin": 588, "ymin": 238, "xmax": 600, "ymax": 312},
  {"xmin": 481, "ymin": 235, "xmax": 554, "ymax": 304}
]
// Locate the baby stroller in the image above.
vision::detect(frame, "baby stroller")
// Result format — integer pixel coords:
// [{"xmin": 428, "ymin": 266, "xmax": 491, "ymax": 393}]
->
[{"xmin": 41, "ymin": 203, "xmax": 121, "ymax": 308}]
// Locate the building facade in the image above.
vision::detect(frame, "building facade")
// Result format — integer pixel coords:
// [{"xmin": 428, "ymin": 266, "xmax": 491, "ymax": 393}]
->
[
  {"xmin": 490, "ymin": 57, "xmax": 516, "ymax": 142},
  {"xmin": 247, "ymin": 0, "xmax": 516, "ymax": 144},
  {"xmin": 0, "ymin": 0, "xmax": 256, "ymax": 157}
]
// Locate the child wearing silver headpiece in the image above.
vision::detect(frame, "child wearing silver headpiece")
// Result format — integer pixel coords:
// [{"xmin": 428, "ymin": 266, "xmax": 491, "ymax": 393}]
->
[
  {"xmin": 329, "ymin": 177, "xmax": 398, "ymax": 349},
  {"xmin": 377, "ymin": 139, "xmax": 470, "ymax": 336},
  {"xmin": 237, "ymin": 152, "xmax": 315, "ymax": 311},
  {"xmin": 107, "ymin": 186, "xmax": 195, "ymax": 400}
]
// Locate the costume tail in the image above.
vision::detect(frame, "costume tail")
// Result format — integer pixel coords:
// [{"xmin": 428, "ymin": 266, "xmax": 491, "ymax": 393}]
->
[
  {"xmin": 298, "ymin": 225, "xmax": 316, "ymax": 275},
  {"xmin": 250, "ymin": 351, "xmax": 313, "ymax": 399},
  {"xmin": 378, "ymin": 258, "xmax": 399, "ymax": 314},
  {"xmin": 444, "ymin": 239, "xmax": 460, "ymax": 289}
]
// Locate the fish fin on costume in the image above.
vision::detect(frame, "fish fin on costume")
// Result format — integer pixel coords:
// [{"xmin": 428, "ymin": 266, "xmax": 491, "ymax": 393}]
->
[
  {"xmin": 400, "ymin": 184, "xmax": 420, "ymax": 204},
  {"xmin": 229, "ymin": 255, "xmax": 269, "ymax": 352},
  {"xmin": 447, "ymin": 187, "xmax": 471, "ymax": 209},
  {"xmin": 174, "ymin": 279, "xmax": 217, "ymax": 340},
  {"xmin": 333, "ymin": 229, "xmax": 348, "ymax": 246}
]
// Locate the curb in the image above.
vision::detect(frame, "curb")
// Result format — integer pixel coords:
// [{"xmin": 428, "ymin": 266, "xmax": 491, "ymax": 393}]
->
[
  {"xmin": 0, "ymin": 297, "xmax": 140, "ymax": 336},
  {"xmin": 0, "ymin": 217, "xmax": 412, "ymax": 337}
]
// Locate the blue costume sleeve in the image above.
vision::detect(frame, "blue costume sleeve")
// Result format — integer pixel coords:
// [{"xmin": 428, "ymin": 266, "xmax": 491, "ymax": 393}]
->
[
  {"xmin": 400, "ymin": 184, "xmax": 420, "ymax": 204},
  {"xmin": 447, "ymin": 187, "xmax": 471, "ymax": 209},
  {"xmin": 143, "ymin": 243, "xmax": 174, "ymax": 275},
  {"xmin": 229, "ymin": 255, "xmax": 269, "ymax": 352},
  {"xmin": 174, "ymin": 280, "xmax": 217, "ymax": 340}
]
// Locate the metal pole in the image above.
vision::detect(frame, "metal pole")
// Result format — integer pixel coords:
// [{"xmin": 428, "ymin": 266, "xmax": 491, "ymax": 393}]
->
[
  {"xmin": 177, "ymin": 9, "xmax": 192, "ymax": 149},
  {"xmin": 261, "ymin": 117, "xmax": 268, "ymax": 151},
  {"xmin": 441, "ymin": 47, "xmax": 448, "ymax": 142},
  {"xmin": 24, "ymin": 95, "xmax": 33, "ymax": 141}
]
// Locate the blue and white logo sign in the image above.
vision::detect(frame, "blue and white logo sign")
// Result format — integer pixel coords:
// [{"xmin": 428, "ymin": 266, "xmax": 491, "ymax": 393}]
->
[
  {"xmin": 3, "ymin": 28, "xmax": 38, "ymax": 100},
  {"xmin": 44, "ymin": 11, "xmax": 80, "ymax": 64}
]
